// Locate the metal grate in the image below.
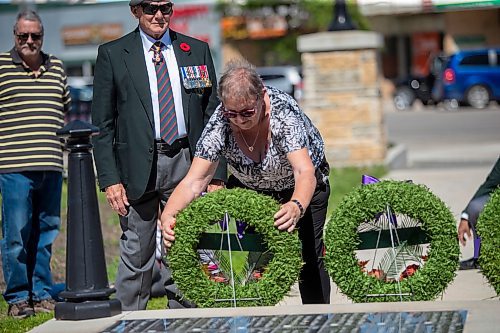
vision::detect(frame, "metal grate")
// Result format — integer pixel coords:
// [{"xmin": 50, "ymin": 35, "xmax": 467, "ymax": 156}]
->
[{"xmin": 101, "ymin": 310, "xmax": 466, "ymax": 332}]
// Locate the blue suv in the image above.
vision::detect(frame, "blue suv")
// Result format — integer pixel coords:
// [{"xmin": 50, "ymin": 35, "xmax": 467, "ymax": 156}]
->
[{"xmin": 433, "ymin": 48, "xmax": 500, "ymax": 109}]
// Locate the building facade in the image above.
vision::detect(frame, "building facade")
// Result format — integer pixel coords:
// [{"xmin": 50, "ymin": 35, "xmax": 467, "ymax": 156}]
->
[
  {"xmin": 358, "ymin": 0, "xmax": 500, "ymax": 79},
  {"xmin": 0, "ymin": 0, "xmax": 222, "ymax": 77}
]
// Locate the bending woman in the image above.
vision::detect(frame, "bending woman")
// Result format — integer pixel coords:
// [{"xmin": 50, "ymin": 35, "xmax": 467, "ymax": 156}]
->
[{"xmin": 161, "ymin": 59, "xmax": 331, "ymax": 304}]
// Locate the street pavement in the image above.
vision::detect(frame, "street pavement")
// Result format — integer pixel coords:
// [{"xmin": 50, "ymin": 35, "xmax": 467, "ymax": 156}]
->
[{"xmin": 32, "ymin": 106, "xmax": 500, "ymax": 332}]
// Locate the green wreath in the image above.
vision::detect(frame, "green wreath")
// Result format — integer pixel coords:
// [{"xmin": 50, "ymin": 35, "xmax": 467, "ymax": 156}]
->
[
  {"xmin": 477, "ymin": 187, "xmax": 500, "ymax": 295},
  {"xmin": 324, "ymin": 180, "xmax": 459, "ymax": 302},
  {"xmin": 167, "ymin": 188, "xmax": 303, "ymax": 307}
]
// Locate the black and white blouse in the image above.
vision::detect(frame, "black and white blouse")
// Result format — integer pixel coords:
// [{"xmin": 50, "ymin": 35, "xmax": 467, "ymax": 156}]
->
[{"xmin": 195, "ymin": 86, "xmax": 327, "ymax": 191}]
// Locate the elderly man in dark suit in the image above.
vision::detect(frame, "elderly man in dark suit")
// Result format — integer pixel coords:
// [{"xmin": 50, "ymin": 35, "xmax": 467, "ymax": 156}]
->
[{"xmin": 91, "ymin": 0, "xmax": 226, "ymax": 310}]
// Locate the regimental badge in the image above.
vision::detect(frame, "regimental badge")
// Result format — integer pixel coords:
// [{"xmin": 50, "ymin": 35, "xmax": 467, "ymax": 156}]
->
[{"xmin": 180, "ymin": 65, "xmax": 212, "ymax": 89}]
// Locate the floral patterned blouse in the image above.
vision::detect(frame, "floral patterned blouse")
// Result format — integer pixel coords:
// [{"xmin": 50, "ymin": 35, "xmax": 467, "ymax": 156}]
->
[{"xmin": 195, "ymin": 86, "xmax": 328, "ymax": 191}]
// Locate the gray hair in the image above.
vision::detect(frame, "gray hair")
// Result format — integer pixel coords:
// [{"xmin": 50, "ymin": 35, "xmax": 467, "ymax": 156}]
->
[
  {"xmin": 13, "ymin": 9, "xmax": 44, "ymax": 34},
  {"xmin": 218, "ymin": 59, "xmax": 264, "ymax": 104}
]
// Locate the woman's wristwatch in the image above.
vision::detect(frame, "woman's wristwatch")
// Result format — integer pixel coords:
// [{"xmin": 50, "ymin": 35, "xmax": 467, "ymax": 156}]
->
[{"xmin": 291, "ymin": 199, "xmax": 305, "ymax": 218}]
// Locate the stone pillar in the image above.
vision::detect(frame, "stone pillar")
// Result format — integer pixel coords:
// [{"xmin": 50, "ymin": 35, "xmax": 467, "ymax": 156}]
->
[{"xmin": 298, "ymin": 31, "xmax": 386, "ymax": 167}]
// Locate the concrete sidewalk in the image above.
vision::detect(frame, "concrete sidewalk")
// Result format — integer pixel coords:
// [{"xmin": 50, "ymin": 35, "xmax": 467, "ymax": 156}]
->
[{"xmin": 31, "ymin": 301, "xmax": 500, "ymax": 333}]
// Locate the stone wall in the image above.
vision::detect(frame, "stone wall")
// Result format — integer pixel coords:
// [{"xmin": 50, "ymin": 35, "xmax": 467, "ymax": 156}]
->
[{"xmin": 298, "ymin": 31, "xmax": 386, "ymax": 167}]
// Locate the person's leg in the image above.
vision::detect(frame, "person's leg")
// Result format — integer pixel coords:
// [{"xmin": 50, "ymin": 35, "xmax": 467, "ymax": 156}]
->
[
  {"xmin": 30, "ymin": 171, "xmax": 62, "ymax": 306},
  {"xmin": 0, "ymin": 173, "xmax": 35, "ymax": 317},
  {"xmin": 296, "ymin": 180, "xmax": 331, "ymax": 304},
  {"xmin": 115, "ymin": 190, "xmax": 159, "ymax": 311},
  {"xmin": 158, "ymin": 148, "xmax": 195, "ymax": 308},
  {"xmin": 150, "ymin": 257, "xmax": 168, "ymax": 298},
  {"xmin": 465, "ymin": 195, "xmax": 489, "ymax": 262}
]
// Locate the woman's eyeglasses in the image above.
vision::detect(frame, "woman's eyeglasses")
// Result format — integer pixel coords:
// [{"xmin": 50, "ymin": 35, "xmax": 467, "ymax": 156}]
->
[
  {"xmin": 221, "ymin": 107, "xmax": 257, "ymax": 119},
  {"xmin": 221, "ymin": 96, "xmax": 260, "ymax": 119},
  {"xmin": 140, "ymin": 2, "xmax": 173, "ymax": 15},
  {"xmin": 16, "ymin": 33, "xmax": 43, "ymax": 42}
]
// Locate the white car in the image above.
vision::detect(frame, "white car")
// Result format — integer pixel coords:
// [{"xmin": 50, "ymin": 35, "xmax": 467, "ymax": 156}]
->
[{"xmin": 256, "ymin": 66, "xmax": 303, "ymax": 102}]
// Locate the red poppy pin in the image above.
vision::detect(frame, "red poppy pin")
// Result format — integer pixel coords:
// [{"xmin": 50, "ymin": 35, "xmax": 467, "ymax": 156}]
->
[{"xmin": 180, "ymin": 43, "xmax": 190, "ymax": 52}]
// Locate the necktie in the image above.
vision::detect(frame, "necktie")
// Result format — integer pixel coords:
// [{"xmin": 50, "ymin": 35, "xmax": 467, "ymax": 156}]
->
[{"xmin": 152, "ymin": 41, "xmax": 178, "ymax": 145}]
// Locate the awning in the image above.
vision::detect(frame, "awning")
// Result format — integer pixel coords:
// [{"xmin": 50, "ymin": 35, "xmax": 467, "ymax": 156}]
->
[
  {"xmin": 357, "ymin": 0, "xmax": 423, "ymax": 16},
  {"xmin": 433, "ymin": 0, "xmax": 500, "ymax": 10},
  {"xmin": 357, "ymin": 0, "xmax": 500, "ymax": 16}
]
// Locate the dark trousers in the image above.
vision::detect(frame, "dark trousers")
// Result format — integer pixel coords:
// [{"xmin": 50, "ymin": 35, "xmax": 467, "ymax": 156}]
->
[
  {"xmin": 227, "ymin": 173, "xmax": 331, "ymax": 304},
  {"xmin": 466, "ymin": 195, "xmax": 490, "ymax": 259}
]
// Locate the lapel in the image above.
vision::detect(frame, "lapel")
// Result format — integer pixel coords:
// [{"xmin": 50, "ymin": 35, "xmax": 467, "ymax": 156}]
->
[
  {"xmin": 170, "ymin": 30, "xmax": 191, "ymax": 125},
  {"xmin": 123, "ymin": 28, "xmax": 154, "ymax": 128}
]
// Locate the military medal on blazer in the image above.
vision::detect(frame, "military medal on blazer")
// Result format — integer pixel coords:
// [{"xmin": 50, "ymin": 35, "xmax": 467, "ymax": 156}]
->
[
  {"xmin": 175, "ymin": 40, "xmax": 212, "ymax": 94},
  {"xmin": 180, "ymin": 65, "xmax": 212, "ymax": 95}
]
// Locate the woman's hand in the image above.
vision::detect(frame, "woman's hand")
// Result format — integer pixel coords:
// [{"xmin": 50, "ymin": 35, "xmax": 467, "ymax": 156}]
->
[
  {"xmin": 161, "ymin": 214, "xmax": 176, "ymax": 249},
  {"xmin": 207, "ymin": 179, "xmax": 225, "ymax": 193},
  {"xmin": 274, "ymin": 201, "xmax": 301, "ymax": 232}
]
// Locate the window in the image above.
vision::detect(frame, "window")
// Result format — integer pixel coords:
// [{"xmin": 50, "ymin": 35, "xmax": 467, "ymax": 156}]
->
[{"xmin": 460, "ymin": 54, "xmax": 489, "ymax": 66}]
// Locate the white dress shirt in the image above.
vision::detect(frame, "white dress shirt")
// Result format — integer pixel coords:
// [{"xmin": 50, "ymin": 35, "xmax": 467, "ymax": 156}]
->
[{"xmin": 139, "ymin": 28, "xmax": 187, "ymax": 140}]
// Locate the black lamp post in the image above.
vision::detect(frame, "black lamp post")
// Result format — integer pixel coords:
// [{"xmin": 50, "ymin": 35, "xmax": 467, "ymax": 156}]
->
[
  {"xmin": 55, "ymin": 120, "xmax": 121, "ymax": 320},
  {"xmin": 328, "ymin": 0, "xmax": 357, "ymax": 31}
]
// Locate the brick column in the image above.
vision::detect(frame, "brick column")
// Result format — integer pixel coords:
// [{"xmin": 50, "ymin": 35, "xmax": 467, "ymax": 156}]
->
[{"xmin": 298, "ymin": 31, "xmax": 386, "ymax": 167}]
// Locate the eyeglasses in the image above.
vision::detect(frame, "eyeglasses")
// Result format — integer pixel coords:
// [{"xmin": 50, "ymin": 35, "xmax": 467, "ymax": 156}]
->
[
  {"xmin": 16, "ymin": 32, "xmax": 43, "ymax": 42},
  {"xmin": 140, "ymin": 2, "xmax": 173, "ymax": 15},
  {"xmin": 221, "ymin": 96, "xmax": 260, "ymax": 119},
  {"xmin": 221, "ymin": 107, "xmax": 257, "ymax": 119}
]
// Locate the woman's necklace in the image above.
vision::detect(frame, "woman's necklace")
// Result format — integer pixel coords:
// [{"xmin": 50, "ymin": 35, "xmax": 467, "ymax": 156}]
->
[{"xmin": 239, "ymin": 124, "xmax": 261, "ymax": 152}]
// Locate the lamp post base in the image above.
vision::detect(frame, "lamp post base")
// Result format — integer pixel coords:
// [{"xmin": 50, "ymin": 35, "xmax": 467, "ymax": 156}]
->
[{"xmin": 55, "ymin": 299, "xmax": 122, "ymax": 321}]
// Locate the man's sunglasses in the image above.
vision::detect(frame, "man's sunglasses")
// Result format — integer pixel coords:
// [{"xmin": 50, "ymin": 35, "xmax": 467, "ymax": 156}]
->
[
  {"xmin": 221, "ymin": 106, "xmax": 257, "ymax": 119},
  {"xmin": 16, "ymin": 33, "xmax": 43, "ymax": 42},
  {"xmin": 140, "ymin": 2, "xmax": 173, "ymax": 15}
]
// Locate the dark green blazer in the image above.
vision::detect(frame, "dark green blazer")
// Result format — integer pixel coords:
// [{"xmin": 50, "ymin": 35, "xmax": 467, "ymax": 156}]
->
[{"xmin": 92, "ymin": 28, "xmax": 226, "ymax": 200}]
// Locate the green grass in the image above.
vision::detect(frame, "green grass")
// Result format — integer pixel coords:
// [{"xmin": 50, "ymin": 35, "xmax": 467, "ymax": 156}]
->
[
  {"xmin": 0, "ymin": 300, "xmax": 53, "ymax": 333},
  {"xmin": 328, "ymin": 165, "xmax": 387, "ymax": 214},
  {"xmin": 0, "ymin": 165, "xmax": 386, "ymax": 330}
]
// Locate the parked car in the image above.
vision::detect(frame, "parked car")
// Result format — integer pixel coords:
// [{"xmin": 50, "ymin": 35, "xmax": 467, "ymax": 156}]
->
[
  {"xmin": 256, "ymin": 66, "xmax": 303, "ymax": 102},
  {"xmin": 392, "ymin": 55, "xmax": 447, "ymax": 111},
  {"xmin": 67, "ymin": 76, "xmax": 93, "ymax": 123},
  {"xmin": 432, "ymin": 48, "xmax": 500, "ymax": 109}
]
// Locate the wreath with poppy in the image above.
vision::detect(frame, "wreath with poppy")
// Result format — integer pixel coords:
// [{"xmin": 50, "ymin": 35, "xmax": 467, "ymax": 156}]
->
[
  {"xmin": 324, "ymin": 180, "xmax": 459, "ymax": 302},
  {"xmin": 179, "ymin": 42, "xmax": 190, "ymax": 52},
  {"xmin": 167, "ymin": 188, "xmax": 303, "ymax": 307},
  {"xmin": 476, "ymin": 187, "xmax": 500, "ymax": 295}
]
